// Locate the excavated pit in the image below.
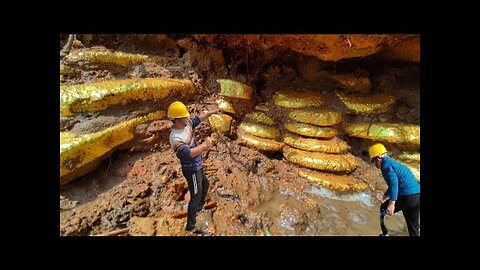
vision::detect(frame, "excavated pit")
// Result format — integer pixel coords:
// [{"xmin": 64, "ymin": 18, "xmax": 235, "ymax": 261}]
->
[{"xmin": 59, "ymin": 34, "xmax": 420, "ymax": 236}]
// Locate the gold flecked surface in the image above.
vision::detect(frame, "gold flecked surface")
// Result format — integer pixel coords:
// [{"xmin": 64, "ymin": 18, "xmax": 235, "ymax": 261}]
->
[
  {"xmin": 239, "ymin": 134, "xmax": 285, "ymax": 152},
  {"xmin": 208, "ymin": 113, "xmax": 233, "ymax": 133},
  {"xmin": 283, "ymin": 147, "xmax": 358, "ymax": 173},
  {"xmin": 336, "ymin": 91, "xmax": 395, "ymax": 115},
  {"xmin": 345, "ymin": 122, "xmax": 420, "ymax": 145},
  {"xmin": 60, "ymin": 111, "xmax": 165, "ymax": 184},
  {"xmin": 284, "ymin": 121, "xmax": 337, "ymax": 139},
  {"xmin": 244, "ymin": 111, "xmax": 276, "ymax": 126},
  {"xmin": 217, "ymin": 79, "xmax": 253, "ymax": 100},
  {"xmin": 398, "ymin": 152, "xmax": 420, "ymax": 162},
  {"xmin": 273, "ymin": 90, "xmax": 325, "ymax": 108},
  {"xmin": 216, "ymin": 99, "xmax": 236, "ymax": 114},
  {"xmin": 60, "ymin": 63, "xmax": 73, "ymax": 75},
  {"xmin": 296, "ymin": 168, "xmax": 368, "ymax": 192},
  {"xmin": 288, "ymin": 109, "xmax": 342, "ymax": 126},
  {"xmin": 283, "ymin": 133, "xmax": 349, "ymax": 153},
  {"xmin": 65, "ymin": 50, "xmax": 149, "ymax": 66},
  {"xmin": 60, "ymin": 78, "xmax": 194, "ymax": 116},
  {"xmin": 239, "ymin": 122, "xmax": 280, "ymax": 139}
]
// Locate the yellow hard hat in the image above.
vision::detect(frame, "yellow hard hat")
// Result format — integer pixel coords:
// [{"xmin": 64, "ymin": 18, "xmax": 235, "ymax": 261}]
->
[
  {"xmin": 368, "ymin": 143, "xmax": 387, "ymax": 159},
  {"xmin": 167, "ymin": 101, "xmax": 190, "ymax": 119}
]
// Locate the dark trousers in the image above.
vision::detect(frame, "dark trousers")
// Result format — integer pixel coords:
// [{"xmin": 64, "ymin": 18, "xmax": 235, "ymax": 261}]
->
[
  {"xmin": 380, "ymin": 193, "xmax": 420, "ymax": 236},
  {"xmin": 182, "ymin": 168, "xmax": 209, "ymax": 230}
]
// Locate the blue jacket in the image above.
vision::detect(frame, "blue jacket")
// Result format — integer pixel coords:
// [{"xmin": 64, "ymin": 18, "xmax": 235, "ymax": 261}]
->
[{"xmin": 381, "ymin": 156, "xmax": 420, "ymax": 201}]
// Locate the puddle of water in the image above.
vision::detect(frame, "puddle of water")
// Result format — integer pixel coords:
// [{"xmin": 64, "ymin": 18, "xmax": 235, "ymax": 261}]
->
[
  {"xmin": 306, "ymin": 186, "xmax": 375, "ymax": 207},
  {"xmin": 345, "ymin": 209, "xmax": 407, "ymax": 236},
  {"xmin": 348, "ymin": 212, "xmax": 366, "ymax": 225},
  {"xmin": 303, "ymin": 186, "xmax": 413, "ymax": 235},
  {"xmin": 252, "ymin": 191, "xmax": 301, "ymax": 220},
  {"xmin": 249, "ymin": 187, "xmax": 411, "ymax": 236}
]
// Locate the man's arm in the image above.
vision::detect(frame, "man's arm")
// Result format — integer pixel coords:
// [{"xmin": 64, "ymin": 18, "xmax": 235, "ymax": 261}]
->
[
  {"xmin": 198, "ymin": 109, "xmax": 221, "ymax": 122},
  {"xmin": 177, "ymin": 137, "xmax": 213, "ymax": 158},
  {"xmin": 383, "ymin": 166, "xmax": 399, "ymax": 215},
  {"xmin": 189, "ymin": 138, "xmax": 211, "ymax": 158}
]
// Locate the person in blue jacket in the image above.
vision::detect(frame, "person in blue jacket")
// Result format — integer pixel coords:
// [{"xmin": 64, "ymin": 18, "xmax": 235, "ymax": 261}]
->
[
  {"xmin": 167, "ymin": 101, "xmax": 220, "ymax": 233},
  {"xmin": 369, "ymin": 143, "xmax": 420, "ymax": 236}
]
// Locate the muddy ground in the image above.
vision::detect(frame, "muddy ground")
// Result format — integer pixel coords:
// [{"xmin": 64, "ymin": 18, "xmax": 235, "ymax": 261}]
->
[{"xmin": 60, "ymin": 34, "xmax": 420, "ymax": 236}]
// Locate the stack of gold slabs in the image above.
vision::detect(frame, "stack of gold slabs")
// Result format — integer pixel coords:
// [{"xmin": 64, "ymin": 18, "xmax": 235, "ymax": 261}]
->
[
  {"xmin": 398, "ymin": 151, "xmax": 420, "ymax": 182},
  {"xmin": 238, "ymin": 121, "xmax": 284, "ymax": 152},
  {"xmin": 273, "ymin": 90, "xmax": 325, "ymax": 109},
  {"xmin": 283, "ymin": 108, "xmax": 342, "ymax": 139},
  {"xmin": 336, "ymin": 91, "xmax": 395, "ymax": 115},
  {"xmin": 280, "ymin": 108, "xmax": 366, "ymax": 192},
  {"xmin": 59, "ymin": 49, "xmax": 199, "ymax": 185},
  {"xmin": 59, "ymin": 76, "xmax": 195, "ymax": 184},
  {"xmin": 283, "ymin": 143, "xmax": 366, "ymax": 192},
  {"xmin": 60, "ymin": 111, "xmax": 166, "ymax": 185},
  {"xmin": 238, "ymin": 109, "xmax": 284, "ymax": 151},
  {"xmin": 60, "ymin": 78, "xmax": 195, "ymax": 116},
  {"xmin": 210, "ymin": 79, "xmax": 255, "ymax": 134}
]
